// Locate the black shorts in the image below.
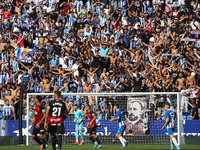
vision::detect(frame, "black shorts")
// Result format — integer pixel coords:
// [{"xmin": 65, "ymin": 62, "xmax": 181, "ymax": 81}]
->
[
  {"xmin": 48, "ymin": 123, "xmax": 65, "ymax": 136},
  {"xmin": 32, "ymin": 124, "xmax": 45, "ymax": 135},
  {"xmin": 87, "ymin": 126, "xmax": 97, "ymax": 135}
]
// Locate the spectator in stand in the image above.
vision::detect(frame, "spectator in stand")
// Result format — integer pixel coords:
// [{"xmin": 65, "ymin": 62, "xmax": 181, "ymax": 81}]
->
[
  {"xmin": 187, "ymin": 100, "xmax": 199, "ymax": 120},
  {"xmin": 2, "ymin": 99, "xmax": 14, "ymax": 120}
]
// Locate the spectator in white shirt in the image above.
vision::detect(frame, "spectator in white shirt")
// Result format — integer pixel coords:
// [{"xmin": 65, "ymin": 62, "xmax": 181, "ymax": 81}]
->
[
  {"xmin": 190, "ymin": 18, "xmax": 199, "ymax": 31},
  {"xmin": 72, "ymin": 60, "xmax": 79, "ymax": 78}
]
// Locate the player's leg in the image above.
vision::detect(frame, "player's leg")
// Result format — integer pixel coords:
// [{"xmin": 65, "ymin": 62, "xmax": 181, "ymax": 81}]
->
[
  {"xmin": 116, "ymin": 133, "xmax": 126, "ymax": 148},
  {"xmin": 57, "ymin": 123, "xmax": 65, "ymax": 150},
  {"xmin": 45, "ymin": 131, "xmax": 49, "ymax": 146},
  {"xmin": 51, "ymin": 134, "xmax": 57, "ymax": 150},
  {"xmin": 169, "ymin": 138, "xmax": 173, "ymax": 150},
  {"xmin": 93, "ymin": 134, "xmax": 102, "ymax": 148},
  {"xmin": 74, "ymin": 130, "xmax": 79, "ymax": 144},
  {"xmin": 49, "ymin": 125, "xmax": 57, "ymax": 150},
  {"xmin": 168, "ymin": 128, "xmax": 180, "ymax": 149},
  {"xmin": 121, "ymin": 125, "xmax": 128, "ymax": 147},
  {"xmin": 79, "ymin": 123, "xmax": 85, "ymax": 145},
  {"xmin": 57, "ymin": 133, "xmax": 63, "ymax": 150},
  {"xmin": 39, "ymin": 124, "xmax": 46, "ymax": 150},
  {"xmin": 87, "ymin": 129, "xmax": 95, "ymax": 143},
  {"xmin": 116, "ymin": 125, "xmax": 127, "ymax": 148},
  {"xmin": 74, "ymin": 123, "xmax": 79, "ymax": 145},
  {"xmin": 39, "ymin": 134, "xmax": 46, "ymax": 150},
  {"xmin": 45, "ymin": 123, "xmax": 49, "ymax": 146},
  {"xmin": 32, "ymin": 125, "xmax": 43, "ymax": 146},
  {"xmin": 169, "ymin": 135, "xmax": 180, "ymax": 149},
  {"xmin": 92, "ymin": 126, "xmax": 102, "ymax": 148}
]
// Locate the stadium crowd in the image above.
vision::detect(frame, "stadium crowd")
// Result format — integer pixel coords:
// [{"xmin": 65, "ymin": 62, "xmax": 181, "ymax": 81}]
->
[{"xmin": 0, "ymin": 0, "xmax": 199, "ymax": 121}]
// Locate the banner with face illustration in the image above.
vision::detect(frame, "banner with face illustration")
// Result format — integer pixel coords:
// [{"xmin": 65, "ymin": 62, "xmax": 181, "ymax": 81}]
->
[{"xmin": 126, "ymin": 97, "xmax": 149, "ymax": 135}]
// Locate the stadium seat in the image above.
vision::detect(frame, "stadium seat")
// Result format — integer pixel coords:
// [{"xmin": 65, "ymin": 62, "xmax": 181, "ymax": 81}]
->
[{"xmin": 182, "ymin": 116, "xmax": 186, "ymax": 120}]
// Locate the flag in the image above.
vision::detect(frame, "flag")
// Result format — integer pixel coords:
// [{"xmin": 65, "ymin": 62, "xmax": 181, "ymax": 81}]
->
[{"xmin": 15, "ymin": 48, "xmax": 33, "ymax": 63}]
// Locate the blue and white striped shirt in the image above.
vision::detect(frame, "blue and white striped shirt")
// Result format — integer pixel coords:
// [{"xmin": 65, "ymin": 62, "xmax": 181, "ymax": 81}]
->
[
  {"xmin": 0, "ymin": 74, "xmax": 5, "ymax": 85},
  {"xmin": 142, "ymin": 2, "xmax": 148, "ymax": 14},
  {"xmin": 67, "ymin": 14, "xmax": 74, "ymax": 26},
  {"xmin": 49, "ymin": 59, "xmax": 58, "ymax": 68},
  {"xmin": 86, "ymin": 1, "xmax": 91, "ymax": 11},
  {"xmin": 139, "ymin": 17, "xmax": 146, "ymax": 28},
  {"xmin": 76, "ymin": 0, "xmax": 83, "ymax": 13},
  {"xmin": 56, "ymin": 77, "xmax": 64, "ymax": 87},
  {"xmin": 11, "ymin": 61, "xmax": 19, "ymax": 72}
]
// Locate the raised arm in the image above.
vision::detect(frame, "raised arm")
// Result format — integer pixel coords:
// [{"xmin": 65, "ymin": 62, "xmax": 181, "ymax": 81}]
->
[
  {"xmin": 59, "ymin": 2, "xmax": 66, "ymax": 7},
  {"xmin": 10, "ymin": 1, "xmax": 15, "ymax": 7},
  {"xmin": 34, "ymin": 2, "xmax": 42, "ymax": 8},
  {"xmin": 114, "ymin": 81, "xmax": 120, "ymax": 89},
  {"xmin": 6, "ymin": 36, "xmax": 14, "ymax": 45},
  {"xmin": 59, "ymin": 82, "xmax": 69, "ymax": 91},
  {"xmin": 92, "ymin": 66, "xmax": 100, "ymax": 73},
  {"xmin": 19, "ymin": 62, "xmax": 28, "ymax": 70},
  {"xmin": 142, "ymin": 42, "xmax": 150, "ymax": 47},
  {"xmin": 186, "ymin": 100, "xmax": 194, "ymax": 108}
]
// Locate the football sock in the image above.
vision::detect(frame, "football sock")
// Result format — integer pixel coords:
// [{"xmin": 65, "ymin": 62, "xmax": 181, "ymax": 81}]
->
[
  {"xmin": 89, "ymin": 136, "xmax": 95, "ymax": 143},
  {"xmin": 75, "ymin": 132, "xmax": 79, "ymax": 142},
  {"xmin": 33, "ymin": 137, "xmax": 42, "ymax": 145},
  {"xmin": 41, "ymin": 138, "xmax": 46, "ymax": 147},
  {"xmin": 121, "ymin": 137, "xmax": 126, "ymax": 143},
  {"xmin": 52, "ymin": 137, "xmax": 56, "ymax": 150},
  {"xmin": 80, "ymin": 131, "xmax": 84, "ymax": 141},
  {"xmin": 58, "ymin": 135, "xmax": 62, "ymax": 150},
  {"xmin": 172, "ymin": 137, "xmax": 179, "ymax": 148},
  {"xmin": 45, "ymin": 134, "xmax": 49, "ymax": 144},
  {"xmin": 95, "ymin": 137, "xmax": 101, "ymax": 145},
  {"xmin": 118, "ymin": 136, "xmax": 125, "ymax": 147},
  {"xmin": 170, "ymin": 139, "xmax": 173, "ymax": 149},
  {"xmin": 56, "ymin": 136, "xmax": 58, "ymax": 144}
]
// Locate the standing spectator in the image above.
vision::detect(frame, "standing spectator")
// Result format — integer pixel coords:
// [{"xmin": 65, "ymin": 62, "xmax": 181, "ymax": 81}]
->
[
  {"xmin": 187, "ymin": 100, "xmax": 199, "ymax": 120},
  {"xmin": 0, "ymin": 7, "xmax": 13, "ymax": 22},
  {"xmin": 21, "ymin": 69, "xmax": 32, "ymax": 84},
  {"xmin": 2, "ymin": 100, "xmax": 14, "ymax": 120}
]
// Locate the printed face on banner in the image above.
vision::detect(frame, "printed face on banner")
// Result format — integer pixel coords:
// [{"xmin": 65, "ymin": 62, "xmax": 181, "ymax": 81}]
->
[{"xmin": 126, "ymin": 97, "xmax": 148, "ymax": 135}]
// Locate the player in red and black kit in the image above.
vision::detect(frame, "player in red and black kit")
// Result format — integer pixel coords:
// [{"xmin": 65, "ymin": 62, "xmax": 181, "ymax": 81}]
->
[
  {"xmin": 44, "ymin": 91, "xmax": 66, "ymax": 150},
  {"xmin": 85, "ymin": 105, "xmax": 102, "ymax": 148},
  {"xmin": 32, "ymin": 96, "xmax": 46, "ymax": 150}
]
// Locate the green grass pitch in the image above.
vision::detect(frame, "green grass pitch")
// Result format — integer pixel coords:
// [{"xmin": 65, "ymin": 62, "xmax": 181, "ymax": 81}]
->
[{"xmin": 0, "ymin": 145, "xmax": 200, "ymax": 150}]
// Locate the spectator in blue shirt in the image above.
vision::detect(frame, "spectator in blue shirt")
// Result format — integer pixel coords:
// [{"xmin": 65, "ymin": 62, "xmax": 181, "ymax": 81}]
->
[
  {"xmin": 0, "ymin": 19, "xmax": 5, "ymax": 29},
  {"xmin": 49, "ymin": 55, "xmax": 58, "ymax": 69},
  {"xmin": 83, "ymin": 28, "xmax": 92, "ymax": 38},
  {"xmin": 99, "ymin": 44, "xmax": 109, "ymax": 56},
  {"xmin": 21, "ymin": 69, "xmax": 32, "ymax": 83}
]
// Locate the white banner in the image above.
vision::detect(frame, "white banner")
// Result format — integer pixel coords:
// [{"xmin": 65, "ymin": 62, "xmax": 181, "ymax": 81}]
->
[{"xmin": 126, "ymin": 97, "xmax": 149, "ymax": 135}]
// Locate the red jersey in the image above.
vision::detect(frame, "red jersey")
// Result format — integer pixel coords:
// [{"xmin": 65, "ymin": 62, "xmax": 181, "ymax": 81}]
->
[
  {"xmin": 87, "ymin": 110, "xmax": 96, "ymax": 128},
  {"xmin": 18, "ymin": 36, "xmax": 24, "ymax": 47},
  {"xmin": 48, "ymin": 99, "xmax": 66, "ymax": 124},
  {"xmin": 34, "ymin": 104, "xmax": 45, "ymax": 124},
  {"xmin": 2, "ymin": 11, "xmax": 12, "ymax": 20},
  {"xmin": 61, "ymin": 6, "xmax": 70, "ymax": 16}
]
